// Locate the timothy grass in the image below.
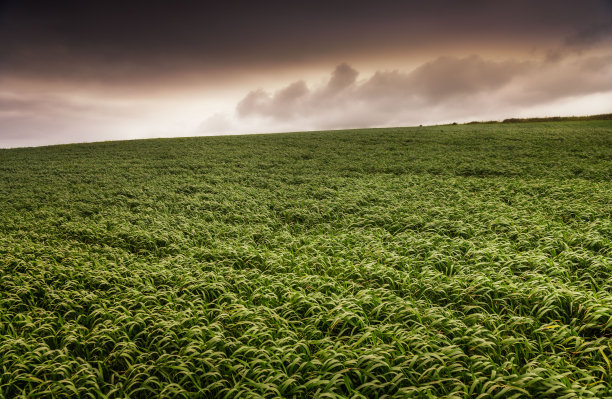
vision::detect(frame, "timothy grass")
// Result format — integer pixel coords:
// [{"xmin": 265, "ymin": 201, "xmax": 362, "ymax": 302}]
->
[{"xmin": 1, "ymin": 120, "xmax": 611, "ymax": 398}]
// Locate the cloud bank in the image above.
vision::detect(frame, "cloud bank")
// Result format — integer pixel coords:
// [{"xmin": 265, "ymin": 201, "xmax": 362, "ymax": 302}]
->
[
  {"xmin": 1, "ymin": 1, "xmax": 610, "ymax": 86},
  {"xmin": 226, "ymin": 54, "xmax": 612, "ymax": 131}
]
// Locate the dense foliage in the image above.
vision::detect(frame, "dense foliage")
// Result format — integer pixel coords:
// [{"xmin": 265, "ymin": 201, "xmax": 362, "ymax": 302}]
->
[{"xmin": 1, "ymin": 121, "xmax": 611, "ymax": 398}]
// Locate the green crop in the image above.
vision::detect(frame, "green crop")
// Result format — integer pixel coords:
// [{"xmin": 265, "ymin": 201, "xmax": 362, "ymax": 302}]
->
[{"xmin": 1, "ymin": 120, "xmax": 611, "ymax": 398}]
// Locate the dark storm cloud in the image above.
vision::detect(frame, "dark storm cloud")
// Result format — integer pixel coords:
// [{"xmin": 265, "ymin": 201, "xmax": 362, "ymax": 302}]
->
[
  {"xmin": 544, "ymin": 22, "xmax": 612, "ymax": 63},
  {"xmin": 235, "ymin": 54, "xmax": 612, "ymax": 129},
  {"xmin": 565, "ymin": 23, "xmax": 612, "ymax": 48},
  {"xmin": 1, "ymin": 0, "xmax": 611, "ymax": 85}
]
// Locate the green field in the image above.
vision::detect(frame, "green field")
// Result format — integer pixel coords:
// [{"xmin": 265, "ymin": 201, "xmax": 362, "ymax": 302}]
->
[{"xmin": 1, "ymin": 120, "xmax": 611, "ymax": 398}]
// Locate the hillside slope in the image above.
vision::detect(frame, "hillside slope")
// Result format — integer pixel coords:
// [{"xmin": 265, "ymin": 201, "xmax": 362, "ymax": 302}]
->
[{"xmin": 1, "ymin": 121, "xmax": 611, "ymax": 397}]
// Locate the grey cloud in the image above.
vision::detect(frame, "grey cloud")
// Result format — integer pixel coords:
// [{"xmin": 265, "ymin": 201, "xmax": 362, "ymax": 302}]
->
[
  {"xmin": 1, "ymin": 1, "xmax": 611, "ymax": 86},
  {"xmin": 238, "ymin": 81, "xmax": 309, "ymax": 120},
  {"xmin": 234, "ymin": 54, "xmax": 612, "ymax": 129},
  {"xmin": 276, "ymin": 81, "xmax": 309, "ymax": 102},
  {"xmin": 326, "ymin": 63, "xmax": 359, "ymax": 93},
  {"xmin": 408, "ymin": 56, "xmax": 530, "ymax": 101},
  {"xmin": 565, "ymin": 24, "xmax": 612, "ymax": 48},
  {"xmin": 546, "ymin": 23, "xmax": 612, "ymax": 63},
  {"xmin": 579, "ymin": 54, "xmax": 612, "ymax": 73},
  {"xmin": 506, "ymin": 55, "xmax": 612, "ymax": 106},
  {"xmin": 236, "ymin": 90, "xmax": 270, "ymax": 117}
]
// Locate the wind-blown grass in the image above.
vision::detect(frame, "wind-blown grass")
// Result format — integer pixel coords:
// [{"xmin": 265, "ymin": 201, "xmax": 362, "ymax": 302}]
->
[{"xmin": 1, "ymin": 120, "xmax": 611, "ymax": 398}]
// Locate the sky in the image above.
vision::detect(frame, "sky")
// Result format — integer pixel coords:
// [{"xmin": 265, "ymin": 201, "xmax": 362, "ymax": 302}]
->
[{"xmin": 1, "ymin": 1, "xmax": 612, "ymax": 148}]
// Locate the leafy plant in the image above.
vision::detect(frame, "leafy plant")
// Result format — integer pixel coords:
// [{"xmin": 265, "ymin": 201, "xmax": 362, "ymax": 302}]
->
[{"xmin": 1, "ymin": 120, "xmax": 611, "ymax": 397}]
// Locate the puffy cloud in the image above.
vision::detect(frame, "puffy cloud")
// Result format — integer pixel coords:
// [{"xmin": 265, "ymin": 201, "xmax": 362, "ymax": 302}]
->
[
  {"xmin": 233, "ymin": 53, "xmax": 612, "ymax": 130},
  {"xmin": 238, "ymin": 80, "xmax": 309, "ymax": 120},
  {"xmin": 325, "ymin": 63, "xmax": 359, "ymax": 93},
  {"xmin": 407, "ymin": 55, "xmax": 530, "ymax": 102}
]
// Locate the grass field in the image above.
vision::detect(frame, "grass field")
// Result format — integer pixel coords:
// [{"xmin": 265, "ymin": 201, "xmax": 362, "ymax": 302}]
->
[{"xmin": 1, "ymin": 120, "xmax": 611, "ymax": 398}]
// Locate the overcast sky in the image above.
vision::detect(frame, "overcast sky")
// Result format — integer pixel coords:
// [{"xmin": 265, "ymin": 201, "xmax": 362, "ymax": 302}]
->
[{"xmin": 1, "ymin": 0, "xmax": 611, "ymax": 147}]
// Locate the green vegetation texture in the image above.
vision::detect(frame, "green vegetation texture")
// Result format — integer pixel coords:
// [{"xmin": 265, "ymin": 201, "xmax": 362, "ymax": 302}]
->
[{"xmin": 1, "ymin": 121, "xmax": 611, "ymax": 398}]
